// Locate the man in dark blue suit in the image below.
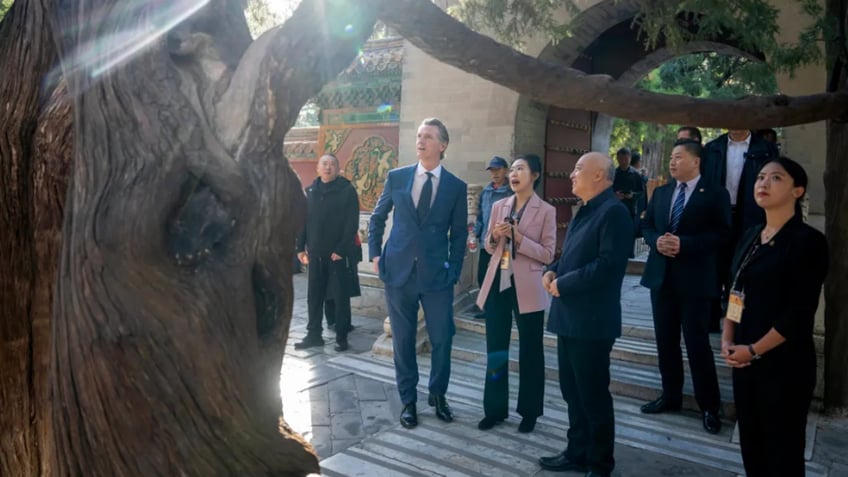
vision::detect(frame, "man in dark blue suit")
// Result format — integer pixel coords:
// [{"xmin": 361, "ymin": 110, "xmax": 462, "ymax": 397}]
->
[
  {"xmin": 538, "ymin": 152, "xmax": 633, "ymax": 477},
  {"xmin": 368, "ymin": 118, "xmax": 468, "ymax": 429},
  {"xmin": 639, "ymin": 139, "xmax": 731, "ymax": 435}
]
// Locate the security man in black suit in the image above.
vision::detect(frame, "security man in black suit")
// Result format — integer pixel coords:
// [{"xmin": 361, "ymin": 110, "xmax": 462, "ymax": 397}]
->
[
  {"xmin": 702, "ymin": 129, "xmax": 778, "ymax": 331},
  {"xmin": 702, "ymin": 129, "xmax": 778, "ymax": 241},
  {"xmin": 639, "ymin": 139, "xmax": 731, "ymax": 435}
]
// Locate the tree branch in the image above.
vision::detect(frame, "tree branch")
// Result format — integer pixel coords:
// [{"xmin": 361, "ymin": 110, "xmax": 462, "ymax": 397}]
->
[
  {"xmin": 216, "ymin": 0, "xmax": 377, "ymax": 149},
  {"xmin": 372, "ymin": 0, "xmax": 848, "ymax": 129}
]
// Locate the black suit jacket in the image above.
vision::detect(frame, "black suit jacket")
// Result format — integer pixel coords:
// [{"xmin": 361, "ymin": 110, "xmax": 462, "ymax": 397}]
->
[
  {"xmin": 640, "ymin": 179, "xmax": 731, "ymax": 297},
  {"xmin": 546, "ymin": 187, "xmax": 633, "ymax": 340},
  {"xmin": 702, "ymin": 133, "xmax": 778, "ymax": 233},
  {"xmin": 729, "ymin": 216, "xmax": 827, "ymax": 378}
]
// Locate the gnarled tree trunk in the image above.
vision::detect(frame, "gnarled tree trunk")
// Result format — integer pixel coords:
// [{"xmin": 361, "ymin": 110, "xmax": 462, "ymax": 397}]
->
[
  {"xmin": 0, "ymin": 1, "xmax": 65, "ymax": 475},
  {"xmin": 824, "ymin": 0, "xmax": 848, "ymax": 416},
  {"xmin": 45, "ymin": 0, "xmax": 375, "ymax": 474}
]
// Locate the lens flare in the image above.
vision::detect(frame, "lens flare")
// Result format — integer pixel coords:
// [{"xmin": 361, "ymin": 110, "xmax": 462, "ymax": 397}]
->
[
  {"xmin": 486, "ymin": 350, "xmax": 509, "ymax": 381},
  {"xmin": 53, "ymin": 0, "xmax": 210, "ymax": 85}
]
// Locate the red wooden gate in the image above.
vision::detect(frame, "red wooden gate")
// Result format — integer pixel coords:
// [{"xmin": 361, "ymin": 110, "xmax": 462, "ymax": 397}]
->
[{"xmin": 544, "ymin": 108, "xmax": 593, "ymax": 257}]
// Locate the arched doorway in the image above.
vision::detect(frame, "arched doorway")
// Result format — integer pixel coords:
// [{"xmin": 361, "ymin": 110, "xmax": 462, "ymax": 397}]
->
[{"xmin": 516, "ymin": 1, "xmax": 765, "ymax": 247}]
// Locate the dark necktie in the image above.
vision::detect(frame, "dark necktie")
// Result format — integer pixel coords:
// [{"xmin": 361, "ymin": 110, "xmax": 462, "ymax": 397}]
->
[
  {"xmin": 417, "ymin": 172, "xmax": 433, "ymax": 223},
  {"xmin": 669, "ymin": 182, "xmax": 687, "ymax": 233}
]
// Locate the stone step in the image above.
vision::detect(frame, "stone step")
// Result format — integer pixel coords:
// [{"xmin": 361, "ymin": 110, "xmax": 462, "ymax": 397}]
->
[
  {"xmin": 449, "ymin": 327, "xmax": 736, "ymax": 418},
  {"xmin": 454, "ymin": 312, "xmax": 731, "ymax": 376},
  {"xmin": 323, "ymin": 353, "xmax": 824, "ymax": 477}
]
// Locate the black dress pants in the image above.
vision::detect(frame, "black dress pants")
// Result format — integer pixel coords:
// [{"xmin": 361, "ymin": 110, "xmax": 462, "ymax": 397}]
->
[
  {"xmin": 558, "ymin": 337, "xmax": 615, "ymax": 476},
  {"xmin": 482, "ymin": 274, "xmax": 544, "ymax": 420},
  {"xmin": 650, "ymin": 285, "xmax": 720, "ymax": 413},
  {"xmin": 306, "ymin": 258, "xmax": 351, "ymax": 339},
  {"xmin": 734, "ymin": 362, "xmax": 813, "ymax": 477},
  {"xmin": 477, "ymin": 248, "xmax": 492, "ymax": 288}
]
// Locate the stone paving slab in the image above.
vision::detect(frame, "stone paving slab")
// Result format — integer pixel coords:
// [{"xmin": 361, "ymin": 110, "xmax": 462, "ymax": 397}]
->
[
  {"xmin": 284, "ymin": 273, "xmax": 839, "ymax": 477},
  {"xmin": 323, "ymin": 352, "xmax": 829, "ymax": 477}
]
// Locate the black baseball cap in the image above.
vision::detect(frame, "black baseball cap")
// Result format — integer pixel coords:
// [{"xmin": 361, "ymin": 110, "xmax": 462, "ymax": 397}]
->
[{"xmin": 486, "ymin": 156, "xmax": 509, "ymax": 170}]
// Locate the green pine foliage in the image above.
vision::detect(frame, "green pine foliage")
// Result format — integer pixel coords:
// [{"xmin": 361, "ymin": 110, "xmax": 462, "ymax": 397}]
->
[
  {"xmin": 0, "ymin": 0, "xmax": 15, "ymax": 20},
  {"xmin": 453, "ymin": 0, "xmax": 813, "ymax": 175}
]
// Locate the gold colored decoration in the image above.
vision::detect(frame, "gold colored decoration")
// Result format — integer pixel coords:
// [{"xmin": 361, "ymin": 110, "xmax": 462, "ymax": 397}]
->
[
  {"xmin": 546, "ymin": 145, "xmax": 589, "ymax": 155},
  {"xmin": 323, "ymin": 128, "xmax": 352, "ymax": 155},
  {"xmin": 548, "ymin": 119, "xmax": 590, "ymax": 131},
  {"xmin": 546, "ymin": 197, "xmax": 581, "ymax": 205},
  {"xmin": 346, "ymin": 136, "xmax": 397, "ymax": 210}
]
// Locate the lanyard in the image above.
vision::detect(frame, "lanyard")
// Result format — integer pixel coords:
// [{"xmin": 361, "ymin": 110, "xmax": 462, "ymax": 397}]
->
[
  {"xmin": 506, "ymin": 200, "xmax": 530, "ymax": 259},
  {"xmin": 730, "ymin": 236, "xmax": 762, "ymax": 293}
]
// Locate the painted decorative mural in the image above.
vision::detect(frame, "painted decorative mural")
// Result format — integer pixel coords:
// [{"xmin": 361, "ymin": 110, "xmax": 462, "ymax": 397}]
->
[
  {"xmin": 344, "ymin": 135, "xmax": 398, "ymax": 210},
  {"xmin": 284, "ymin": 38, "xmax": 402, "ymax": 204},
  {"xmin": 323, "ymin": 128, "xmax": 352, "ymax": 154}
]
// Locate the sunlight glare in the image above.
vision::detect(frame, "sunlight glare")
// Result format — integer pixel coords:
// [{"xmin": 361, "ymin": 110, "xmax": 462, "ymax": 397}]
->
[
  {"xmin": 56, "ymin": 0, "xmax": 210, "ymax": 82},
  {"xmin": 280, "ymin": 358, "xmax": 315, "ymax": 434}
]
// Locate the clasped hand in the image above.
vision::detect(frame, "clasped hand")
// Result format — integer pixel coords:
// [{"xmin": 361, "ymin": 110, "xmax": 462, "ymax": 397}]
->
[
  {"xmin": 491, "ymin": 221, "xmax": 523, "ymax": 245},
  {"xmin": 656, "ymin": 233, "xmax": 680, "ymax": 257},
  {"xmin": 720, "ymin": 343, "xmax": 753, "ymax": 368},
  {"xmin": 542, "ymin": 271, "xmax": 559, "ymax": 297}
]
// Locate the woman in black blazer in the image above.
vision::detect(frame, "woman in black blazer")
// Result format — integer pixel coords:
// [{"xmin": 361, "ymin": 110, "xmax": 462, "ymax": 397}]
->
[{"xmin": 720, "ymin": 157, "xmax": 828, "ymax": 477}]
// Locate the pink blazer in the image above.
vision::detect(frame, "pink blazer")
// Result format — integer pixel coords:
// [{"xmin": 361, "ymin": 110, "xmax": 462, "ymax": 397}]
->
[{"xmin": 476, "ymin": 193, "xmax": 557, "ymax": 314}]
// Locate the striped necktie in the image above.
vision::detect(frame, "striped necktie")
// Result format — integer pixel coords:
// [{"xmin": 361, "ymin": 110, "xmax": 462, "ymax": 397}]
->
[{"xmin": 669, "ymin": 182, "xmax": 687, "ymax": 233}]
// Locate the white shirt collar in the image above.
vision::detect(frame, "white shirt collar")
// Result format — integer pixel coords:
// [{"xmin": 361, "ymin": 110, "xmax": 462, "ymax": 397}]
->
[
  {"xmin": 678, "ymin": 174, "xmax": 701, "ymax": 190},
  {"xmin": 729, "ymin": 133, "xmax": 751, "ymax": 147},
  {"xmin": 416, "ymin": 162, "xmax": 442, "ymax": 179}
]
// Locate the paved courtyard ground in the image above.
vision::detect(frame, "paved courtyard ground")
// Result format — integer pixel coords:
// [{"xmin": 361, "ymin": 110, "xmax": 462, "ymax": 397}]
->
[{"xmin": 281, "ymin": 273, "xmax": 848, "ymax": 477}]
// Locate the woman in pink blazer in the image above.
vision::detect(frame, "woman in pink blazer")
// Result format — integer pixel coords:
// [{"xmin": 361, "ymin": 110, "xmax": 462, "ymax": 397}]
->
[{"xmin": 476, "ymin": 154, "xmax": 557, "ymax": 433}]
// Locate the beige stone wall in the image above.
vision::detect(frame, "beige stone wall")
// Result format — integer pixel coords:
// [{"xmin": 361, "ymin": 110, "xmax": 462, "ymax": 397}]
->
[
  {"xmin": 772, "ymin": 0, "xmax": 827, "ymax": 214},
  {"xmin": 397, "ymin": 0, "xmax": 828, "ymax": 214},
  {"xmin": 398, "ymin": 42, "xmax": 521, "ymax": 185},
  {"xmin": 395, "ymin": 3, "xmax": 592, "ymax": 185}
]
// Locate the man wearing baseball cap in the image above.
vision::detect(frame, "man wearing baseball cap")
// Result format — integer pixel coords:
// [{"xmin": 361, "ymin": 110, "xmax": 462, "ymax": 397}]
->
[{"xmin": 473, "ymin": 156, "xmax": 513, "ymax": 318}]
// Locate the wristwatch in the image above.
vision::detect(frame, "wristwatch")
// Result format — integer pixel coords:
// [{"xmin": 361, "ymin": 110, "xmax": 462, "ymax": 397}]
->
[{"xmin": 748, "ymin": 344, "xmax": 761, "ymax": 360}]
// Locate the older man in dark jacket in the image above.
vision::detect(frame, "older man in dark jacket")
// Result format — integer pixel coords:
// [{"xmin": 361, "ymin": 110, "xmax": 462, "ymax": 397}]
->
[
  {"xmin": 539, "ymin": 152, "xmax": 633, "ymax": 477},
  {"xmin": 295, "ymin": 154, "xmax": 361, "ymax": 352}
]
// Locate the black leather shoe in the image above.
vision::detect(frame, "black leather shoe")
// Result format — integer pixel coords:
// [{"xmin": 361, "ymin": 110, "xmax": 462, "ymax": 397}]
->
[
  {"xmin": 640, "ymin": 395, "xmax": 682, "ymax": 414},
  {"xmin": 294, "ymin": 335, "xmax": 324, "ymax": 350},
  {"xmin": 518, "ymin": 416, "xmax": 537, "ymax": 433},
  {"xmin": 703, "ymin": 410, "xmax": 721, "ymax": 434},
  {"xmin": 400, "ymin": 403, "xmax": 418, "ymax": 429},
  {"xmin": 428, "ymin": 393, "xmax": 454, "ymax": 422},
  {"xmin": 473, "ymin": 312, "xmax": 487, "ymax": 319},
  {"xmin": 477, "ymin": 416, "xmax": 504, "ymax": 430},
  {"xmin": 334, "ymin": 337, "xmax": 348, "ymax": 352},
  {"xmin": 327, "ymin": 323, "xmax": 335, "ymax": 332},
  {"xmin": 585, "ymin": 471, "xmax": 610, "ymax": 477},
  {"xmin": 538, "ymin": 452, "xmax": 587, "ymax": 472}
]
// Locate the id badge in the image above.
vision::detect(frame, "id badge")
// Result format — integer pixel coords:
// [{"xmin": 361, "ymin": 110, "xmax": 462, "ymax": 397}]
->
[
  {"xmin": 499, "ymin": 249, "xmax": 510, "ymax": 270},
  {"xmin": 726, "ymin": 291, "xmax": 745, "ymax": 323}
]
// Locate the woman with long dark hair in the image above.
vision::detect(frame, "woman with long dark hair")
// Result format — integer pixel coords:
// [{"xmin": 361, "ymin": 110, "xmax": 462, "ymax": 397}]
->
[
  {"xmin": 475, "ymin": 154, "xmax": 557, "ymax": 433},
  {"xmin": 721, "ymin": 157, "xmax": 828, "ymax": 476}
]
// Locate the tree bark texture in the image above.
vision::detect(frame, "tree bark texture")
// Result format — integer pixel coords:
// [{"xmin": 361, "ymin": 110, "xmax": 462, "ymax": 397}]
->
[
  {"xmin": 43, "ymin": 0, "xmax": 375, "ymax": 474},
  {"xmin": 0, "ymin": 1, "xmax": 63, "ymax": 475},
  {"xmin": 371, "ymin": 0, "xmax": 848, "ymax": 129},
  {"xmin": 824, "ymin": 0, "xmax": 848, "ymax": 416}
]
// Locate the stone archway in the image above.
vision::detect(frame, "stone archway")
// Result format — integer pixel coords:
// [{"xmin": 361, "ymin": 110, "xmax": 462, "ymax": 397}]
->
[
  {"xmin": 591, "ymin": 40, "xmax": 765, "ymax": 153},
  {"xmin": 513, "ymin": 0, "xmax": 766, "ymax": 239}
]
